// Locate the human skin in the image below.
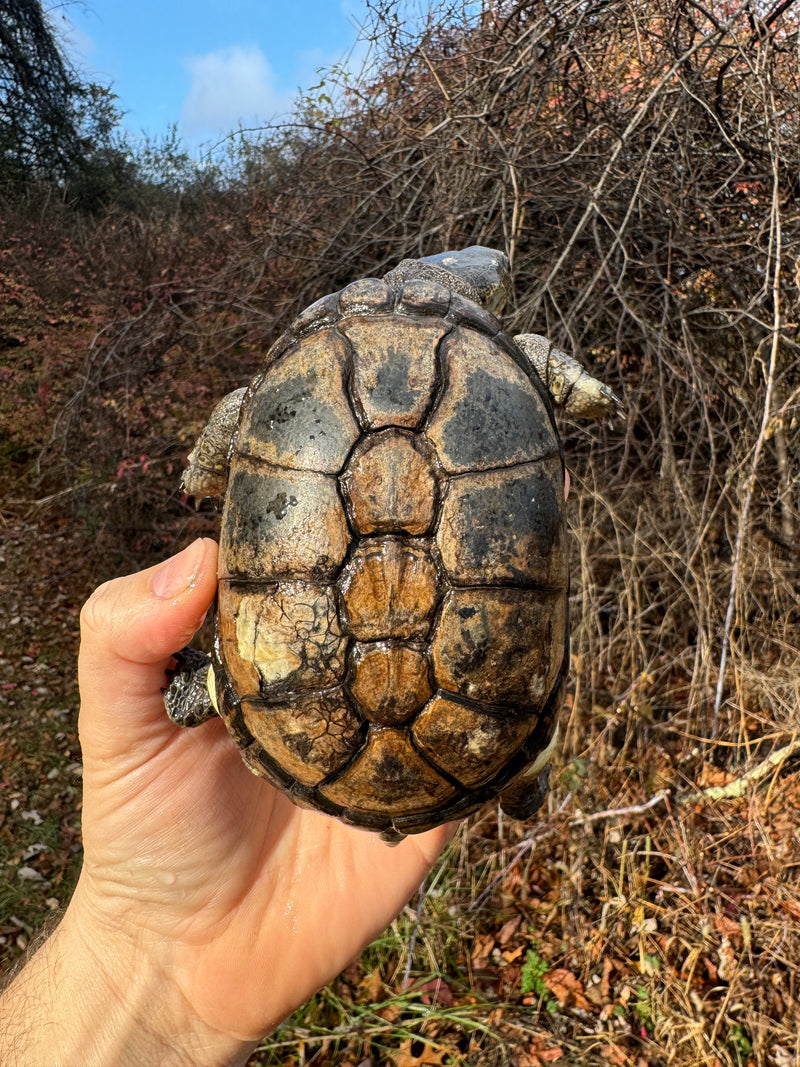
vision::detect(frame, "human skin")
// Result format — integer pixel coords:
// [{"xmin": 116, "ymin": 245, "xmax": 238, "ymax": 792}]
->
[{"xmin": 0, "ymin": 538, "xmax": 453, "ymax": 1067}]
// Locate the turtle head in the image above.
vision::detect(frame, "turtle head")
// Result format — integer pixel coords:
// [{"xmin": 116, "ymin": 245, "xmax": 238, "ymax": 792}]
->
[
  {"xmin": 383, "ymin": 245, "xmax": 511, "ymax": 316},
  {"xmin": 415, "ymin": 247, "xmax": 512, "ymax": 315}
]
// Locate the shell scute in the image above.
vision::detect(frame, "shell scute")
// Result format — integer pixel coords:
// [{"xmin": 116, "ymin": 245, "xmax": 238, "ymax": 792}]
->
[
  {"xmin": 413, "ymin": 694, "xmax": 533, "ymax": 788},
  {"xmin": 426, "ymin": 328, "xmax": 558, "ymax": 473},
  {"xmin": 430, "ymin": 587, "xmax": 567, "ymax": 707},
  {"xmin": 347, "ymin": 642, "xmax": 432, "ymax": 725},
  {"xmin": 396, "ymin": 278, "xmax": 451, "ymax": 317},
  {"xmin": 218, "ymin": 581, "xmax": 346, "ymax": 699},
  {"xmin": 436, "ymin": 458, "xmax": 568, "ymax": 586},
  {"xmin": 240, "ymin": 691, "xmax": 364, "ymax": 787},
  {"xmin": 318, "ymin": 726, "xmax": 458, "ymax": 814},
  {"xmin": 236, "ymin": 331, "xmax": 359, "ymax": 473},
  {"xmin": 220, "ymin": 458, "xmax": 348, "ymax": 580},
  {"xmin": 338, "ymin": 278, "xmax": 395, "ymax": 316},
  {"xmin": 343, "ymin": 316, "xmax": 446, "ymax": 429},
  {"xmin": 337, "ymin": 537, "xmax": 441, "ymax": 641},
  {"xmin": 341, "ymin": 429, "xmax": 440, "ymax": 536}
]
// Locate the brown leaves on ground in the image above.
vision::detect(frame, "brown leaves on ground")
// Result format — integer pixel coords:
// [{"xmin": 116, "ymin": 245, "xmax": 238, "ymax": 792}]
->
[
  {"xmin": 516, "ymin": 1037, "xmax": 564, "ymax": 1066},
  {"xmin": 394, "ymin": 1039, "xmax": 454, "ymax": 1066},
  {"xmin": 541, "ymin": 970, "xmax": 591, "ymax": 1013}
]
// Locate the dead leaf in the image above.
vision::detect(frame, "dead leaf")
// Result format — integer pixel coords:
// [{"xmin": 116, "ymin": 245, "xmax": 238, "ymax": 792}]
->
[
  {"xmin": 497, "ymin": 914, "xmax": 523, "ymax": 944},
  {"xmin": 713, "ymin": 914, "xmax": 742, "ymax": 941},
  {"xmin": 543, "ymin": 968, "xmax": 591, "ymax": 1011},
  {"xmin": 471, "ymin": 933, "xmax": 495, "ymax": 969},
  {"xmin": 601, "ymin": 957, "xmax": 613, "ymax": 999},
  {"xmin": 697, "ymin": 763, "xmax": 734, "ymax": 789},
  {"xmin": 377, "ymin": 1002, "xmax": 401, "ymax": 1023},
  {"xmin": 517, "ymin": 1035, "xmax": 564, "ymax": 1065},
  {"xmin": 502, "ymin": 944, "xmax": 525, "ymax": 963},
  {"xmin": 394, "ymin": 1038, "xmax": 450, "ymax": 1065},
  {"xmin": 601, "ymin": 1044, "xmax": 629, "ymax": 1065},
  {"xmin": 416, "ymin": 977, "xmax": 455, "ymax": 1008},
  {"xmin": 359, "ymin": 966, "xmax": 385, "ymax": 1002}
]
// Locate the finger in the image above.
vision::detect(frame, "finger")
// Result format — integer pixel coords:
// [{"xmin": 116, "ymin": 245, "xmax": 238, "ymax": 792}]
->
[{"xmin": 78, "ymin": 538, "xmax": 218, "ymax": 760}]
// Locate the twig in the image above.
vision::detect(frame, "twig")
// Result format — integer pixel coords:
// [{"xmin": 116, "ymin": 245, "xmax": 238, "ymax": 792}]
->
[
  {"xmin": 531, "ymin": 3, "xmax": 749, "ymax": 314},
  {"xmin": 683, "ymin": 736, "xmax": 800, "ymax": 803},
  {"xmin": 401, "ymin": 875, "xmax": 427, "ymax": 991},
  {"xmin": 571, "ymin": 792, "xmax": 668, "ymax": 824},
  {"xmin": 711, "ymin": 101, "xmax": 783, "ymax": 738}
]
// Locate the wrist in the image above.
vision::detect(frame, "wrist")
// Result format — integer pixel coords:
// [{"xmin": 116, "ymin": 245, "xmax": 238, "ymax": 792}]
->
[{"xmin": 0, "ymin": 884, "xmax": 257, "ymax": 1067}]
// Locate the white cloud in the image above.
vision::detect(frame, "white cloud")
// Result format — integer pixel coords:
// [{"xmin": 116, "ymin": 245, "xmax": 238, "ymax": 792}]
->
[{"xmin": 181, "ymin": 45, "xmax": 294, "ymax": 136}]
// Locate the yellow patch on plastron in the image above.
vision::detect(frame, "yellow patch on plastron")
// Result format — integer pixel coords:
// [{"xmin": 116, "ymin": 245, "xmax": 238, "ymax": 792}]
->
[{"xmin": 235, "ymin": 595, "xmax": 302, "ymax": 686}]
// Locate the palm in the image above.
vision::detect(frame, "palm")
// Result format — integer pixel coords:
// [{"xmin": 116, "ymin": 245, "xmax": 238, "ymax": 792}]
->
[{"xmin": 79, "ymin": 691, "xmax": 451, "ymax": 1038}]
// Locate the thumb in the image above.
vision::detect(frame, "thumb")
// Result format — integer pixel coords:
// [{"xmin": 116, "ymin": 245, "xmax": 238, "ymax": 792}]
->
[{"xmin": 78, "ymin": 538, "xmax": 218, "ymax": 762}]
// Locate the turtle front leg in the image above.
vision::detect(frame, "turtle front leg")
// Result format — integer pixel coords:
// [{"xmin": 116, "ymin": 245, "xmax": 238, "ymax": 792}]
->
[
  {"xmin": 167, "ymin": 389, "xmax": 246, "ymax": 726},
  {"xmin": 182, "ymin": 386, "xmax": 248, "ymax": 501},
  {"xmin": 514, "ymin": 334, "xmax": 624, "ymax": 420},
  {"xmin": 163, "ymin": 646, "xmax": 218, "ymax": 727}
]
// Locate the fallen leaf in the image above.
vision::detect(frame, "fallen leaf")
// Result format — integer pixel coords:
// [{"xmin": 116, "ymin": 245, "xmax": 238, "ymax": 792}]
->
[
  {"xmin": 502, "ymin": 945, "xmax": 525, "ymax": 963},
  {"xmin": 471, "ymin": 933, "xmax": 495, "ymax": 969},
  {"xmin": 543, "ymin": 968, "xmax": 591, "ymax": 1011},
  {"xmin": 517, "ymin": 1035, "xmax": 564, "ymax": 1065},
  {"xmin": 376, "ymin": 1002, "xmax": 401, "ymax": 1023},
  {"xmin": 497, "ymin": 915, "xmax": 523, "ymax": 944},
  {"xmin": 713, "ymin": 915, "xmax": 742, "ymax": 940},
  {"xmin": 780, "ymin": 897, "xmax": 800, "ymax": 921},
  {"xmin": 359, "ymin": 966, "xmax": 385, "ymax": 1002},
  {"xmin": 394, "ymin": 1038, "xmax": 450, "ymax": 1065},
  {"xmin": 601, "ymin": 1043, "xmax": 629, "ymax": 1065},
  {"xmin": 601, "ymin": 957, "xmax": 613, "ymax": 999},
  {"xmin": 416, "ymin": 977, "xmax": 455, "ymax": 1008}
]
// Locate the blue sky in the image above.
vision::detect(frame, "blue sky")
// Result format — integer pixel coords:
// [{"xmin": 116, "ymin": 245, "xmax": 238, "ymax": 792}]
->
[{"xmin": 50, "ymin": 1, "xmax": 370, "ymax": 153}]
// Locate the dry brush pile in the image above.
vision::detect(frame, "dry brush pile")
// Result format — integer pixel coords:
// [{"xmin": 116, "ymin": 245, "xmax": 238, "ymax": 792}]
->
[{"xmin": 2, "ymin": 0, "xmax": 800, "ymax": 1063}]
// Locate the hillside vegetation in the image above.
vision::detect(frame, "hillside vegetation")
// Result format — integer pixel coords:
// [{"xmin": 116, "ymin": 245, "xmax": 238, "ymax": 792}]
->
[{"xmin": 1, "ymin": 1, "xmax": 799, "ymax": 1064}]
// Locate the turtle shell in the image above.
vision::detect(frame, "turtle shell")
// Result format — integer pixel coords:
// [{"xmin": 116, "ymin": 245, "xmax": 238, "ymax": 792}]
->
[{"xmin": 213, "ymin": 275, "xmax": 569, "ymax": 836}]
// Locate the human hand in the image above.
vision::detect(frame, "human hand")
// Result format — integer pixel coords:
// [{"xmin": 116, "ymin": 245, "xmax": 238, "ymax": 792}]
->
[{"xmin": 1, "ymin": 539, "xmax": 453, "ymax": 1067}]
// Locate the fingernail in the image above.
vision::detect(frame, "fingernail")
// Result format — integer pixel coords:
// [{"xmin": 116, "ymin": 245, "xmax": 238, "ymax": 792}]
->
[{"xmin": 151, "ymin": 539, "xmax": 208, "ymax": 599}]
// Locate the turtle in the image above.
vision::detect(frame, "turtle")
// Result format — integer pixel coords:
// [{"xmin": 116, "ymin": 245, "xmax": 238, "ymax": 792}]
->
[{"xmin": 164, "ymin": 246, "xmax": 621, "ymax": 840}]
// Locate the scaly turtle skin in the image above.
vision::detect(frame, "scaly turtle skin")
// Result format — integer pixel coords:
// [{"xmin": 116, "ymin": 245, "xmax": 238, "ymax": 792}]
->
[{"xmin": 165, "ymin": 247, "xmax": 621, "ymax": 839}]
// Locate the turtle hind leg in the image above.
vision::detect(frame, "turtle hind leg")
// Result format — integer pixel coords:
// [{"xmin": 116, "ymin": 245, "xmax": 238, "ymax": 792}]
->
[
  {"xmin": 163, "ymin": 646, "xmax": 217, "ymax": 727},
  {"xmin": 379, "ymin": 827, "xmax": 407, "ymax": 846},
  {"xmin": 499, "ymin": 765, "xmax": 551, "ymax": 821}
]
